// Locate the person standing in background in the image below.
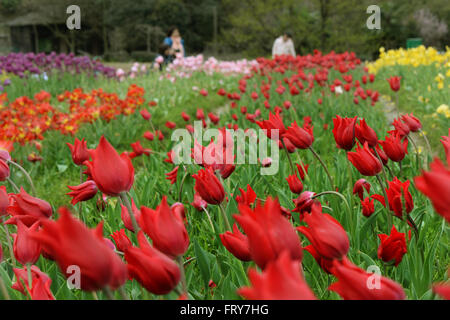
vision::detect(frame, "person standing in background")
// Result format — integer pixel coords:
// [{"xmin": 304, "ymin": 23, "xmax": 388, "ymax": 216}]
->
[
  {"xmin": 272, "ymin": 32, "xmax": 296, "ymax": 58},
  {"xmin": 164, "ymin": 27, "xmax": 186, "ymax": 58}
]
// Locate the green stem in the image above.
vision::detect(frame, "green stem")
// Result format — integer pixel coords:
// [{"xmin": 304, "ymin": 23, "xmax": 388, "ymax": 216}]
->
[
  {"xmin": 202, "ymin": 205, "xmax": 216, "ymax": 234},
  {"xmin": 27, "ymin": 263, "xmax": 32, "ymax": 289},
  {"xmin": 375, "ymin": 174, "xmax": 392, "ymax": 232},
  {"xmin": 218, "ymin": 202, "xmax": 232, "ymax": 232},
  {"xmin": 176, "ymin": 255, "xmax": 188, "ymax": 297},
  {"xmin": 178, "ymin": 167, "xmax": 189, "ymax": 202},
  {"xmin": 313, "ymin": 190, "xmax": 353, "ymax": 229},
  {"xmin": 119, "ymin": 192, "xmax": 140, "ymax": 232},
  {"xmin": 0, "ymin": 275, "xmax": 10, "ymax": 300},
  {"xmin": 2, "ymin": 218, "xmax": 16, "ymax": 267},
  {"xmin": 103, "ymin": 287, "xmax": 115, "ymax": 300},
  {"xmin": 407, "ymin": 135, "xmax": 420, "ymax": 170},
  {"xmin": 309, "ymin": 146, "xmax": 335, "ymax": 189},
  {"xmin": 7, "ymin": 160, "xmax": 36, "ymax": 196},
  {"xmin": 281, "ymin": 139, "xmax": 296, "ymax": 175},
  {"xmin": 6, "ymin": 177, "xmax": 20, "ymax": 193},
  {"xmin": 371, "ymin": 147, "xmax": 389, "ymax": 188},
  {"xmin": 118, "ymin": 286, "xmax": 130, "ymax": 300}
]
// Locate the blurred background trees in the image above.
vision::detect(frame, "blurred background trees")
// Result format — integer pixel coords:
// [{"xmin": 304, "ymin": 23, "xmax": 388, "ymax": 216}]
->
[{"xmin": 0, "ymin": 0, "xmax": 448, "ymax": 60}]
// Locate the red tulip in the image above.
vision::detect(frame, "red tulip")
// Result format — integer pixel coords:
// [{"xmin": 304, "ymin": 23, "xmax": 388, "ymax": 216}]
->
[
  {"xmin": 181, "ymin": 112, "xmax": 190, "ymax": 121},
  {"xmin": 129, "ymin": 141, "xmax": 151, "ymax": 159},
  {"xmin": 140, "ymin": 196, "xmax": 189, "ymax": 258},
  {"xmin": 433, "ymin": 278, "xmax": 450, "ymax": 300},
  {"xmin": 12, "ymin": 265, "xmax": 54, "ymax": 300},
  {"xmin": 124, "ymin": 231, "xmax": 180, "ymax": 295},
  {"xmin": 373, "ymin": 177, "xmax": 413, "ymax": 219},
  {"xmin": 297, "ymin": 203, "xmax": 349, "ymax": 261},
  {"xmin": 387, "ymin": 76, "xmax": 401, "ymax": 92},
  {"xmin": 120, "ymin": 198, "xmax": 142, "ymax": 232},
  {"xmin": 238, "ymin": 251, "xmax": 316, "ymax": 300},
  {"xmin": 332, "ymin": 115, "xmax": 357, "ymax": 150},
  {"xmin": 295, "ymin": 163, "xmax": 309, "ymax": 180},
  {"xmin": 286, "ymin": 174, "xmax": 303, "ymax": 194},
  {"xmin": 165, "ymin": 166, "xmax": 179, "ymax": 185},
  {"xmin": 379, "ymin": 132, "xmax": 408, "ymax": 162},
  {"xmin": 392, "ymin": 118, "xmax": 410, "ymax": 137},
  {"xmin": 283, "ymin": 121, "xmax": 314, "ymax": 149},
  {"xmin": 401, "ymin": 113, "xmax": 422, "ymax": 132},
  {"xmin": 441, "ymin": 129, "xmax": 450, "ymax": 165},
  {"xmin": 84, "ymin": 136, "xmax": 134, "ymax": 196},
  {"xmin": 292, "ymin": 191, "xmax": 316, "ymax": 217},
  {"xmin": 415, "ymin": 158, "xmax": 450, "ymax": 223},
  {"xmin": 234, "ymin": 197, "xmax": 303, "ymax": 269},
  {"xmin": 347, "ymin": 142, "xmax": 382, "ymax": 176},
  {"xmin": 255, "ymin": 111, "xmax": 286, "ymax": 140},
  {"xmin": 165, "ymin": 121, "xmax": 176, "ymax": 129},
  {"xmin": 143, "ymin": 131, "xmax": 154, "ymax": 141},
  {"xmin": 329, "ymin": 257, "xmax": 406, "ymax": 300},
  {"xmin": 353, "ymin": 179, "xmax": 371, "ymax": 200},
  {"xmin": 140, "ymin": 109, "xmax": 151, "ymax": 120},
  {"xmin": 32, "ymin": 207, "xmax": 127, "ymax": 291},
  {"xmin": 361, "ymin": 197, "xmax": 375, "ymax": 217},
  {"xmin": 192, "ymin": 168, "xmax": 225, "ymax": 205},
  {"xmin": 66, "ymin": 180, "xmax": 98, "ymax": 205},
  {"xmin": 0, "ymin": 186, "xmax": 8, "ymax": 216},
  {"xmin": 196, "ymin": 109, "xmax": 205, "ymax": 120},
  {"xmin": 110, "ymin": 229, "xmax": 132, "ymax": 253},
  {"xmin": 220, "ymin": 223, "xmax": 251, "ymax": 261},
  {"xmin": 208, "ymin": 112, "xmax": 220, "ymax": 125},
  {"xmin": 235, "ymin": 184, "xmax": 257, "ymax": 206},
  {"xmin": 377, "ymin": 225, "xmax": 407, "ymax": 266},
  {"xmin": 191, "ymin": 192, "xmax": 208, "ymax": 212},
  {"xmin": 355, "ymin": 119, "xmax": 378, "ymax": 147},
  {"xmin": 0, "ymin": 159, "xmax": 10, "ymax": 181},
  {"xmin": 6, "ymin": 188, "xmax": 52, "ymax": 226},
  {"xmin": 67, "ymin": 138, "xmax": 90, "ymax": 166},
  {"xmin": 13, "ymin": 220, "xmax": 41, "ymax": 265}
]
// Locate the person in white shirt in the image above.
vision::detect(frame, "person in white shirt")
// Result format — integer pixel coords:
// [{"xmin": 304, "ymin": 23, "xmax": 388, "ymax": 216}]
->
[{"xmin": 272, "ymin": 32, "xmax": 296, "ymax": 58}]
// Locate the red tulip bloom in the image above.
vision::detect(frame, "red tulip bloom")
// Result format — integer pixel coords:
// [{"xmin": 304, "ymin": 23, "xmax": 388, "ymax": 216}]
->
[
  {"xmin": 192, "ymin": 168, "xmax": 225, "ymax": 205},
  {"xmin": 0, "ymin": 159, "xmax": 10, "ymax": 181},
  {"xmin": 329, "ymin": 257, "xmax": 406, "ymax": 300},
  {"xmin": 12, "ymin": 265, "xmax": 54, "ymax": 300},
  {"xmin": 120, "ymin": 198, "xmax": 141, "ymax": 232},
  {"xmin": 67, "ymin": 138, "xmax": 90, "ymax": 166},
  {"xmin": 234, "ymin": 197, "xmax": 303, "ymax": 269},
  {"xmin": 220, "ymin": 223, "xmax": 251, "ymax": 261},
  {"xmin": 297, "ymin": 203, "xmax": 349, "ymax": 261},
  {"xmin": 32, "ymin": 207, "xmax": 127, "ymax": 291},
  {"xmin": 143, "ymin": 131, "xmax": 154, "ymax": 141},
  {"xmin": 387, "ymin": 76, "xmax": 401, "ymax": 92},
  {"xmin": 85, "ymin": 136, "xmax": 134, "ymax": 196},
  {"xmin": 441, "ymin": 129, "xmax": 450, "ymax": 165},
  {"xmin": 401, "ymin": 113, "xmax": 422, "ymax": 132},
  {"xmin": 66, "ymin": 180, "xmax": 98, "ymax": 205},
  {"xmin": 379, "ymin": 132, "xmax": 408, "ymax": 162},
  {"xmin": 140, "ymin": 109, "xmax": 151, "ymax": 120},
  {"xmin": 165, "ymin": 166, "xmax": 179, "ymax": 185},
  {"xmin": 0, "ymin": 186, "xmax": 8, "ymax": 216},
  {"xmin": 196, "ymin": 108, "xmax": 205, "ymax": 120},
  {"xmin": 110, "ymin": 229, "xmax": 132, "ymax": 253},
  {"xmin": 140, "ymin": 196, "xmax": 189, "ymax": 258},
  {"xmin": 361, "ymin": 197, "xmax": 375, "ymax": 217},
  {"xmin": 238, "ymin": 251, "xmax": 316, "ymax": 300},
  {"xmin": 347, "ymin": 142, "xmax": 382, "ymax": 176},
  {"xmin": 283, "ymin": 121, "xmax": 314, "ymax": 149},
  {"xmin": 433, "ymin": 280, "xmax": 450, "ymax": 300},
  {"xmin": 125, "ymin": 231, "xmax": 180, "ymax": 295},
  {"xmin": 7, "ymin": 188, "xmax": 52, "ymax": 226},
  {"xmin": 255, "ymin": 111, "xmax": 286, "ymax": 140},
  {"xmin": 332, "ymin": 116, "xmax": 357, "ymax": 150},
  {"xmin": 353, "ymin": 179, "xmax": 371, "ymax": 200},
  {"xmin": 415, "ymin": 158, "xmax": 450, "ymax": 223},
  {"xmin": 235, "ymin": 184, "xmax": 257, "ymax": 206},
  {"xmin": 129, "ymin": 141, "xmax": 151, "ymax": 159},
  {"xmin": 286, "ymin": 174, "xmax": 303, "ymax": 194},
  {"xmin": 373, "ymin": 177, "xmax": 413, "ymax": 218},
  {"xmin": 296, "ymin": 163, "xmax": 309, "ymax": 180},
  {"xmin": 181, "ymin": 112, "xmax": 190, "ymax": 121},
  {"xmin": 355, "ymin": 119, "xmax": 378, "ymax": 147},
  {"xmin": 13, "ymin": 220, "xmax": 41, "ymax": 265},
  {"xmin": 392, "ymin": 118, "xmax": 410, "ymax": 137},
  {"xmin": 292, "ymin": 191, "xmax": 316, "ymax": 217},
  {"xmin": 208, "ymin": 112, "xmax": 220, "ymax": 125},
  {"xmin": 377, "ymin": 225, "xmax": 407, "ymax": 266},
  {"xmin": 191, "ymin": 192, "xmax": 207, "ymax": 212}
]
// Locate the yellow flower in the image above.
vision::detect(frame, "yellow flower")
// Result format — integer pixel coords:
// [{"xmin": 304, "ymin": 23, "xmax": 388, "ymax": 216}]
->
[{"xmin": 436, "ymin": 104, "xmax": 449, "ymax": 115}]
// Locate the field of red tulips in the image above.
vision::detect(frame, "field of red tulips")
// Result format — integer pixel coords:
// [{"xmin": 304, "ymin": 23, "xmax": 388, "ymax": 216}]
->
[{"xmin": 0, "ymin": 51, "xmax": 449, "ymax": 301}]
